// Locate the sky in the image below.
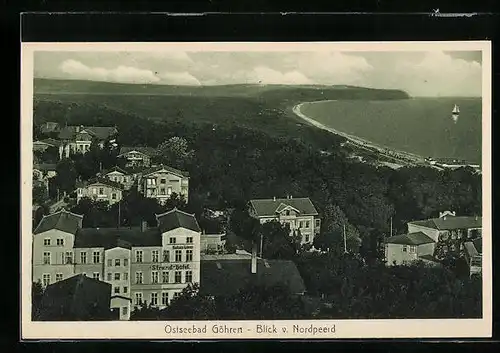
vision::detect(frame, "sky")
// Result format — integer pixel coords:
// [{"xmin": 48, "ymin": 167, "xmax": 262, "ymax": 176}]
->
[{"xmin": 33, "ymin": 50, "xmax": 483, "ymax": 97}]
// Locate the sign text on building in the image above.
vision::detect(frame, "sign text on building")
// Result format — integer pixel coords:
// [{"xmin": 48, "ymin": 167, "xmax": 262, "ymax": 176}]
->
[{"xmin": 151, "ymin": 263, "xmax": 191, "ymax": 271}]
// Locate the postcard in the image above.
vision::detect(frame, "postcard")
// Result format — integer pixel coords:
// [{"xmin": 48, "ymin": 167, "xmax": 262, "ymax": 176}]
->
[{"xmin": 21, "ymin": 41, "xmax": 491, "ymax": 340}]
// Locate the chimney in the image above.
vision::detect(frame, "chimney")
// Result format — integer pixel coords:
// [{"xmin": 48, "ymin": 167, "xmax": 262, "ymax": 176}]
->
[
  {"xmin": 290, "ymin": 195, "xmax": 293, "ymax": 199},
  {"xmin": 273, "ymin": 196, "xmax": 276, "ymax": 201},
  {"xmin": 251, "ymin": 244, "xmax": 257, "ymax": 274},
  {"xmin": 141, "ymin": 221, "xmax": 148, "ymax": 232}
]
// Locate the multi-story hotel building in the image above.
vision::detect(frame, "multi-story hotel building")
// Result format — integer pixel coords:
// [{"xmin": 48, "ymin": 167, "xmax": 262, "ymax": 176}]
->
[
  {"xmin": 248, "ymin": 196, "xmax": 321, "ymax": 245},
  {"xmin": 32, "ymin": 208, "xmax": 201, "ymax": 320}
]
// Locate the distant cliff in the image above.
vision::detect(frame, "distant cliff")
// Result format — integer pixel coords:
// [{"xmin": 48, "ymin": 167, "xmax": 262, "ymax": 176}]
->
[{"xmin": 34, "ymin": 78, "xmax": 410, "ymax": 102}]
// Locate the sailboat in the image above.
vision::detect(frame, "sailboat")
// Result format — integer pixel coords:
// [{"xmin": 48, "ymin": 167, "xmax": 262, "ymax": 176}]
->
[{"xmin": 452, "ymin": 104, "xmax": 460, "ymax": 123}]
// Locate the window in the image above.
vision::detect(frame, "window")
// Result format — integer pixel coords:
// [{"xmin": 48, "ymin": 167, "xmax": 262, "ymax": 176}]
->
[
  {"xmin": 92, "ymin": 188, "xmax": 97, "ymax": 195},
  {"xmin": 151, "ymin": 271, "xmax": 159, "ymax": 284},
  {"xmin": 169, "ymin": 237, "xmax": 176, "ymax": 244},
  {"xmin": 135, "ymin": 292, "xmax": 143, "ymax": 305},
  {"xmin": 315, "ymin": 219, "xmax": 321, "ymax": 227},
  {"xmin": 174, "ymin": 271, "xmax": 182, "ymax": 283},
  {"xmin": 135, "ymin": 250, "xmax": 143, "ymax": 263},
  {"xmin": 123, "ymin": 286, "xmax": 128, "ymax": 294},
  {"xmin": 160, "ymin": 188, "xmax": 166, "ymax": 195},
  {"xmin": 286, "ymin": 210, "xmax": 290, "ymax": 216},
  {"xmin": 114, "ymin": 273, "xmax": 121, "ymax": 281},
  {"xmin": 409, "ymin": 246, "xmax": 416, "ymax": 254},
  {"xmin": 99, "ymin": 188, "xmax": 104, "ymax": 195},
  {"xmin": 167, "ymin": 187, "xmax": 172, "ymax": 196},
  {"xmin": 160, "ymin": 178, "xmax": 166, "ymax": 184},
  {"xmin": 135, "ymin": 272, "xmax": 143, "ymax": 284},
  {"xmin": 55, "ymin": 273, "xmax": 63, "ymax": 282},
  {"xmin": 124, "ymin": 272, "xmax": 128, "ymax": 281},
  {"xmin": 80, "ymin": 252, "xmax": 87, "ymax": 264},
  {"xmin": 186, "ymin": 237, "xmax": 193, "ymax": 244},
  {"xmin": 162, "ymin": 271, "xmax": 169, "ymax": 283},
  {"xmin": 43, "ymin": 252, "xmax": 51, "ymax": 265},
  {"xmin": 44, "ymin": 238, "xmax": 51, "ymax": 246},
  {"xmin": 402, "ymin": 245, "xmax": 408, "ymax": 253},
  {"xmin": 151, "ymin": 293, "xmax": 158, "ymax": 306},
  {"xmin": 93, "ymin": 251, "xmax": 101, "ymax": 263},
  {"xmin": 162, "ymin": 292, "xmax": 169, "ymax": 306},
  {"xmin": 305, "ymin": 221, "xmax": 310, "ymax": 228},
  {"xmin": 305, "ymin": 234, "xmax": 310, "ymax": 243},
  {"xmin": 173, "ymin": 292, "xmax": 181, "ymax": 299},
  {"xmin": 42, "ymin": 274, "xmax": 50, "ymax": 287},
  {"xmin": 57, "ymin": 238, "xmax": 64, "ymax": 246},
  {"xmin": 299, "ymin": 221, "xmax": 304, "ymax": 228},
  {"xmin": 152, "ymin": 250, "xmax": 159, "ymax": 263},
  {"xmin": 114, "ymin": 286, "xmax": 120, "ymax": 294},
  {"xmin": 107, "ymin": 259, "xmax": 112, "ymax": 267},
  {"xmin": 124, "ymin": 258, "xmax": 128, "ymax": 266},
  {"xmin": 122, "ymin": 307, "xmax": 128, "ymax": 316},
  {"xmin": 185, "ymin": 271, "xmax": 193, "ymax": 283},
  {"xmin": 65, "ymin": 251, "xmax": 73, "ymax": 264},
  {"xmin": 107, "ymin": 273, "xmax": 112, "ymax": 281},
  {"xmin": 115, "ymin": 259, "xmax": 120, "ymax": 266},
  {"xmin": 163, "ymin": 250, "xmax": 170, "ymax": 262},
  {"xmin": 93, "ymin": 272, "xmax": 100, "ymax": 280},
  {"xmin": 111, "ymin": 193, "xmax": 117, "ymax": 200},
  {"xmin": 175, "ymin": 250, "xmax": 182, "ymax": 262},
  {"xmin": 185, "ymin": 250, "xmax": 193, "ymax": 262}
]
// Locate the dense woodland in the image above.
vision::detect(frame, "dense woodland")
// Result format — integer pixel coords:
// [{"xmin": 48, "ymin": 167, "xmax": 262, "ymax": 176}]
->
[{"xmin": 32, "ymin": 87, "xmax": 483, "ymax": 319}]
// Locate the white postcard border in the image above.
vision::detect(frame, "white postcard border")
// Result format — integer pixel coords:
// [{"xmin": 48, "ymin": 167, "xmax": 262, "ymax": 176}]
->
[{"xmin": 21, "ymin": 41, "xmax": 492, "ymax": 340}]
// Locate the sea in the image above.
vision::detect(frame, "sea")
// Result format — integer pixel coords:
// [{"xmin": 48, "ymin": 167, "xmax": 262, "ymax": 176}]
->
[{"xmin": 299, "ymin": 97, "xmax": 482, "ymax": 165}]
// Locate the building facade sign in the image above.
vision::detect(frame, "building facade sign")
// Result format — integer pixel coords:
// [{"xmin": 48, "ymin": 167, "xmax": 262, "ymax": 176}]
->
[{"xmin": 151, "ymin": 263, "xmax": 191, "ymax": 271}]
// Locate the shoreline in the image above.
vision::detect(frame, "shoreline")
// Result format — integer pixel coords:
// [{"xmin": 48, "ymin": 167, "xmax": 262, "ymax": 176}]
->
[{"xmin": 292, "ymin": 102, "xmax": 427, "ymax": 168}]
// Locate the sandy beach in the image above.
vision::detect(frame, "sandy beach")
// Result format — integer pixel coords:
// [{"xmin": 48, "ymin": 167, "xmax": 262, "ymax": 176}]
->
[{"xmin": 292, "ymin": 102, "xmax": 426, "ymax": 167}]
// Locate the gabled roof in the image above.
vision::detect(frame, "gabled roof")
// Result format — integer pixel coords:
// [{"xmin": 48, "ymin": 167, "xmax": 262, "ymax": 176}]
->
[
  {"xmin": 78, "ymin": 177, "xmax": 125, "ymax": 190},
  {"xmin": 118, "ymin": 146, "xmax": 156, "ymax": 157},
  {"xmin": 156, "ymin": 208, "xmax": 201, "ymax": 233},
  {"xmin": 409, "ymin": 216, "xmax": 482, "ymax": 231},
  {"xmin": 101, "ymin": 166, "xmax": 130, "ymax": 176},
  {"xmin": 140, "ymin": 164, "xmax": 189, "ymax": 178},
  {"xmin": 275, "ymin": 203, "xmax": 300, "ymax": 214},
  {"xmin": 58, "ymin": 126, "xmax": 117, "ymax": 140},
  {"xmin": 249, "ymin": 197, "xmax": 319, "ymax": 217},
  {"xmin": 74, "ymin": 227, "xmax": 162, "ymax": 249},
  {"xmin": 34, "ymin": 208, "xmax": 83, "ymax": 235},
  {"xmin": 200, "ymin": 259, "xmax": 306, "ymax": 296},
  {"xmin": 384, "ymin": 232, "xmax": 435, "ymax": 246}
]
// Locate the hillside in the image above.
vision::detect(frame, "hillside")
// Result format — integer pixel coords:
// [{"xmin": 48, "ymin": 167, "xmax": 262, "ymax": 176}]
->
[{"xmin": 34, "ymin": 78, "xmax": 410, "ymax": 102}]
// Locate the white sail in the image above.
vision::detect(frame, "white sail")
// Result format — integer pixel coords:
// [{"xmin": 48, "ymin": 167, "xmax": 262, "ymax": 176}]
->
[{"xmin": 452, "ymin": 104, "xmax": 460, "ymax": 114}]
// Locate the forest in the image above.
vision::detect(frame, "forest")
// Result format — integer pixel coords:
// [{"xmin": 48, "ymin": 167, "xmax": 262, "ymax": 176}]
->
[{"xmin": 32, "ymin": 87, "xmax": 483, "ymax": 319}]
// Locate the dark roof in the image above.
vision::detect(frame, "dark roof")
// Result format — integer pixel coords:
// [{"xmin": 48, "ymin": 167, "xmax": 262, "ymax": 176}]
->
[
  {"xmin": 409, "ymin": 216, "xmax": 482, "ymax": 230},
  {"xmin": 34, "ymin": 209, "xmax": 83, "ymax": 235},
  {"xmin": 58, "ymin": 126, "xmax": 117, "ymax": 140},
  {"xmin": 385, "ymin": 232, "xmax": 435, "ymax": 246},
  {"xmin": 249, "ymin": 197, "xmax": 319, "ymax": 217},
  {"xmin": 44, "ymin": 274, "xmax": 109, "ymax": 297},
  {"xmin": 40, "ymin": 122, "xmax": 61, "ymax": 133},
  {"xmin": 40, "ymin": 274, "xmax": 112, "ymax": 320},
  {"xmin": 79, "ymin": 177, "xmax": 125, "ymax": 190},
  {"xmin": 156, "ymin": 208, "xmax": 201, "ymax": 233},
  {"xmin": 200, "ymin": 259, "xmax": 306, "ymax": 296},
  {"xmin": 74, "ymin": 227, "xmax": 162, "ymax": 249},
  {"xmin": 40, "ymin": 138, "xmax": 62, "ymax": 147},
  {"xmin": 140, "ymin": 164, "xmax": 189, "ymax": 178},
  {"xmin": 118, "ymin": 146, "xmax": 156, "ymax": 157}
]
